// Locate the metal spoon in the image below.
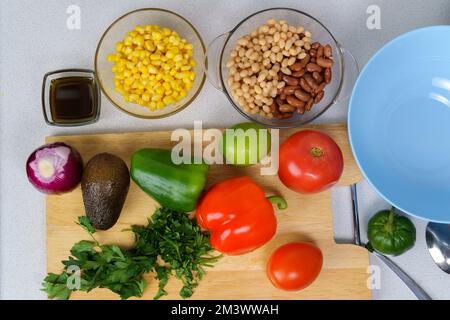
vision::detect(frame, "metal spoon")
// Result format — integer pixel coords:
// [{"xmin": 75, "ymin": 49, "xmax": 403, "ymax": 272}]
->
[
  {"xmin": 334, "ymin": 184, "xmax": 432, "ymax": 300},
  {"xmin": 426, "ymin": 222, "xmax": 450, "ymax": 274}
]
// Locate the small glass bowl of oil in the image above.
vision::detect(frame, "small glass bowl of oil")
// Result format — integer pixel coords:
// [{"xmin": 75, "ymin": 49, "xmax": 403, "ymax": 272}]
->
[{"xmin": 42, "ymin": 69, "xmax": 101, "ymax": 126}]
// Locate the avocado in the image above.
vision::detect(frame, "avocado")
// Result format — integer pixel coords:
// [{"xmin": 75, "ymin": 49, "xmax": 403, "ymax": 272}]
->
[{"xmin": 81, "ymin": 153, "xmax": 130, "ymax": 230}]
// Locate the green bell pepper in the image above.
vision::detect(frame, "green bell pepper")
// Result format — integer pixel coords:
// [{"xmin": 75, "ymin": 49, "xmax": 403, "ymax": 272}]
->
[
  {"xmin": 130, "ymin": 148, "xmax": 209, "ymax": 212},
  {"xmin": 367, "ymin": 207, "xmax": 416, "ymax": 256}
]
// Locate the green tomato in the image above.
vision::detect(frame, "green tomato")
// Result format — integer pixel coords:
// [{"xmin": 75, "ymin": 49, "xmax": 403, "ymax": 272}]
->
[
  {"xmin": 220, "ymin": 122, "xmax": 271, "ymax": 166},
  {"xmin": 367, "ymin": 207, "xmax": 416, "ymax": 256}
]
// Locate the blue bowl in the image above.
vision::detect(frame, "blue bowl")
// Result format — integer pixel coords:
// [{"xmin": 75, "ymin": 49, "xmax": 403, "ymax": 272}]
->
[{"xmin": 349, "ymin": 26, "xmax": 450, "ymax": 223}]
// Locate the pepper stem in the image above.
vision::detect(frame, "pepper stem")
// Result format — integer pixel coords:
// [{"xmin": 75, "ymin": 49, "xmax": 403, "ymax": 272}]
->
[
  {"xmin": 267, "ymin": 196, "xmax": 287, "ymax": 210},
  {"xmin": 310, "ymin": 147, "xmax": 323, "ymax": 157}
]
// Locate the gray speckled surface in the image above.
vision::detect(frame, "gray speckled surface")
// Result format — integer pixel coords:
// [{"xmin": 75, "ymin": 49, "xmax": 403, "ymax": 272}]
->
[{"xmin": 1, "ymin": 0, "xmax": 450, "ymax": 299}]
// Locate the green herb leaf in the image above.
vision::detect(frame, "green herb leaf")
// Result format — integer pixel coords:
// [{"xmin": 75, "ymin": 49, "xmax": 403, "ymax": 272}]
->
[
  {"xmin": 43, "ymin": 207, "xmax": 221, "ymax": 300},
  {"xmin": 42, "ymin": 272, "xmax": 72, "ymax": 300},
  {"xmin": 77, "ymin": 216, "xmax": 96, "ymax": 235}
]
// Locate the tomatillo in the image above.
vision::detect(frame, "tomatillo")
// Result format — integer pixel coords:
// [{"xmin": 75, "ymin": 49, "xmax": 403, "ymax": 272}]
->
[
  {"xmin": 367, "ymin": 207, "xmax": 416, "ymax": 256},
  {"xmin": 220, "ymin": 122, "xmax": 271, "ymax": 166}
]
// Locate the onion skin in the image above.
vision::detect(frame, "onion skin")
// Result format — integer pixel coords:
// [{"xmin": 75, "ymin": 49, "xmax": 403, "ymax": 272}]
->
[{"xmin": 26, "ymin": 142, "xmax": 83, "ymax": 194}]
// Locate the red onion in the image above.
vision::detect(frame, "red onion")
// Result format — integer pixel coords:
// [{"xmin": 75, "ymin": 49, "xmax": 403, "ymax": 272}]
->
[{"xmin": 26, "ymin": 142, "xmax": 83, "ymax": 194}]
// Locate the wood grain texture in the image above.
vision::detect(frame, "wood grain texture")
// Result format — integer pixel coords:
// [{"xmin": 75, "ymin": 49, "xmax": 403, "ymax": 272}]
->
[{"xmin": 46, "ymin": 123, "xmax": 370, "ymax": 300}]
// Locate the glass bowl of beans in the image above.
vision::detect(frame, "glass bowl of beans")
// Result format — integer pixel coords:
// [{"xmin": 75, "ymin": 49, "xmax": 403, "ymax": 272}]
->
[
  {"xmin": 205, "ymin": 7, "xmax": 358, "ymax": 128},
  {"xmin": 95, "ymin": 8, "xmax": 206, "ymax": 119}
]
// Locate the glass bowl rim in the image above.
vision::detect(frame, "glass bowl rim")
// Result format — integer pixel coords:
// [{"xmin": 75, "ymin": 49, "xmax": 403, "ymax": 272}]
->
[
  {"xmin": 94, "ymin": 7, "xmax": 206, "ymax": 119},
  {"xmin": 41, "ymin": 68, "xmax": 101, "ymax": 127},
  {"xmin": 218, "ymin": 7, "xmax": 344, "ymax": 128}
]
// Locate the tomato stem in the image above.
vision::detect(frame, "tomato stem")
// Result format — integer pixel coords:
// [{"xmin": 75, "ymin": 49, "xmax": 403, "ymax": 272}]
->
[
  {"xmin": 267, "ymin": 196, "xmax": 287, "ymax": 210},
  {"xmin": 310, "ymin": 147, "xmax": 323, "ymax": 157},
  {"xmin": 385, "ymin": 207, "xmax": 396, "ymax": 234}
]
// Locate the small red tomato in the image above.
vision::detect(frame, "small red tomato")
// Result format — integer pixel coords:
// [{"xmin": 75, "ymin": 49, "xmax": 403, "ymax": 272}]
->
[
  {"xmin": 278, "ymin": 130, "xmax": 343, "ymax": 194},
  {"xmin": 267, "ymin": 242, "xmax": 323, "ymax": 291}
]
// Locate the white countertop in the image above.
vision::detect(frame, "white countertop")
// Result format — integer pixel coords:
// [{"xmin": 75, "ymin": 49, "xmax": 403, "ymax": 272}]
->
[{"xmin": 1, "ymin": 0, "xmax": 449, "ymax": 299}]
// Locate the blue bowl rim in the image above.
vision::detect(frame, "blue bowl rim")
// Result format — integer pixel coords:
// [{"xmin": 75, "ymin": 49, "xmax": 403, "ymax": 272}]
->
[{"xmin": 348, "ymin": 25, "xmax": 450, "ymax": 223}]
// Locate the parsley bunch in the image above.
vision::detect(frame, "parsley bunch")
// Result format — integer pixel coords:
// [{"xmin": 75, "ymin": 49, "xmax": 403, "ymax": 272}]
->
[{"xmin": 42, "ymin": 208, "xmax": 221, "ymax": 300}]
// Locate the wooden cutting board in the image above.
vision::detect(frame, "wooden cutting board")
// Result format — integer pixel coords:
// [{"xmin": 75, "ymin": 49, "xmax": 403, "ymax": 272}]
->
[{"xmin": 46, "ymin": 123, "xmax": 371, "ymax": 300}]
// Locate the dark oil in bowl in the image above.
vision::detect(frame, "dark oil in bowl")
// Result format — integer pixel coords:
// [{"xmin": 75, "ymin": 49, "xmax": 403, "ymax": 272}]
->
[{"xmin": 49, "ymin": 77, "xmax": 98, "ymax": 124}]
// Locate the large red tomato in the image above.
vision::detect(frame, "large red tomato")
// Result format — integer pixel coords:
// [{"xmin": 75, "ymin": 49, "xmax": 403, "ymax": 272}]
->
[
  {"xmin": 278, "ymin": 130, "xmax": 344, "ymax": 194},
  {"xmin": 267, "ymin": 242, "xmax": 323, "ymax": 291}
]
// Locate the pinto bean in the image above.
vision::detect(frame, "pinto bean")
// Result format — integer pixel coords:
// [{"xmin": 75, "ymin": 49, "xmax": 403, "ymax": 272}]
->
[
  {"xmin": 324, "ymin": 68, "xmax": 332, "ymax": 83},
  {"xmin": 314, "ymin": 90, "xmax": 324, "ymax": 103},
  {"xmin": 297, "ymin": 103, "xmax": 305, "ymax": 114},
  {"xmin": 315, "ymin": 82, "xmax": 326, "ymax": 94},
  {"xmin": 294, "ymin": 89, "xmax": 311, "ymax": 102},
  {"xmin": 306, "ymin": 63, "xmax": 322, "ymax": 73},
  {"xmin": 286, "ymin": 95, "xmax": 304, "ymax": 108},
  {"xmin": 312, "ymin": 71, "xmax": 323, "ymax": 83},
  {"xmin": 299, "ymin": 78, "xmax": 313, "ymax": 93},
  {"xmin": 316, "ymin": 57, "xmax": 333, "ymax": 68},
  {"xmin": 282, "ymin": 74, "xmax": 299, "ymax": 86},
  {"xmin": 279, "ymin": 104, "xmax": 296, "ymax": 113},
  {"xmin": 324, "ymin": 44, "xmax": 332, "ymax": 57},
  {"xmin": 304, "ymin": 74, "xmax": 319, "ymax": 92},
  {"xmin": 282, "ymin": 85, "xmax": 300, "ymax": 95},
  {"xmin": 276, "ymin": 96, "xmax": 285, "ymax": 106},
  {"xmin": 292, "ymin": 69, "xmax": 306, "ymax": 78},
  {"xmin": 317, "ymin": 45, "xmax": 324, "ymax": 58},
  {"xmin": 305, "ymin": 98, "xmax": 314, "ymax": 111},
  {"xmin": 289, "ymin": 62, "xmax": 303, "ymax": 72},
  {"xmin": 270, "ymin": 102, "xmax": 277, "ymax": 113}
]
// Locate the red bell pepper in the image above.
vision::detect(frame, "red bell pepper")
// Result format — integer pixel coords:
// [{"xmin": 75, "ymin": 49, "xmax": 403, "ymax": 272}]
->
[{"xmin": 196, "ymin": 176, "xmax": 287, "ymax": 255}]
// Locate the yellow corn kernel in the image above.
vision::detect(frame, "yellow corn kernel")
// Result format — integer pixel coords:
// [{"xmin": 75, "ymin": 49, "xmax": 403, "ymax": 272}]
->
[
  {"xmin": 156, "ymin": 43, "xmax": 165, "ymax": 51},
  {"xmin": 173, "ymin": 54, "xmax": 183, "ymax": 62},
  {"xmin": 107, "ymin": 54, "xmax": 116, "ymax": 62},
  {"xmin": 124, "ymin": 37, "xmax": 133, "ymax": 46},
  {"xmin": 135, "ymin": 25, "xmax": 145, "ymax": 34},
  {"xmin": 152, "ymin": 31, "xmax": 162, "ymax": 41},
  {"xmin": 179, "ymin": 91, "xmax": 188, "ymax": 99},
  {"xmin": 129, "ymin": 94, "xmax": 139, "ymax": 101},
  {"xmin": 150, "ymin": 53, "xmax": 160, "ymax": 60},
  {"xmin": 165, "ymin": 50, "xmax": 175, "ymax": 59},
  {"xmin": 151, "ymin": 94, "xmax": 161, "ymax": 102},
  {"xmin": 148, "ymin": 66, "xmax": 158, "ymax": 74},
  {"xmin": 133, "ymin": 35, "xmax": 145, "ymax": 47},
  {"xmin": 163, "ymin": 96, "xmax": 174, "ymax": 105},
  {"xmin": 156, "ymin": 101, "xmax": 165, "ymax": 109},
  {"xmin": 144, "ymin": 41, "xmax": 155, "ymax": 51}
]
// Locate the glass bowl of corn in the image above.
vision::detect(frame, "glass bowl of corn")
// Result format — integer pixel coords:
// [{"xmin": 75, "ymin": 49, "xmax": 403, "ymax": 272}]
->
[{"xmin": 95, "ymin": 8, "xmax": 206, "ymax": 118}]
